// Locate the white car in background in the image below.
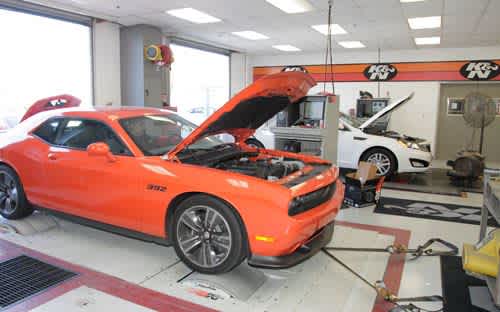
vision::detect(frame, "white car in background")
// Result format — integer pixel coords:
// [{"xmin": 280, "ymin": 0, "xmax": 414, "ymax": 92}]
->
[
  {"xmin": 338, "ymin": 94, "xmax": 432, "ymax": 176},
  {"xmin": 179, "ymin": 106, "xmax": 217, "ymax": 125}
]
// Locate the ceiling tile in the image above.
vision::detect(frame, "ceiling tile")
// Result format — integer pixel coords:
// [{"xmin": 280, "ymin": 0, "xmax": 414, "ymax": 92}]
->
[{"xmin": 25, "ymin": 0, "xmax": 500, "ymax": 54}]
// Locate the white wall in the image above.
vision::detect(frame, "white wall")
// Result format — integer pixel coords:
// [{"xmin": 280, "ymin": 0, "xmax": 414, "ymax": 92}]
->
[
  {"xmin": 93, "ymin": 21, "xmax": 121, "ymax": 106},
  {"xmin": 230, "ymin": 53, "xmax": 248, "ymax": 97},
  {"xmin": 246, "ymin": 45, "xmax": 500, "ymax": 156}
]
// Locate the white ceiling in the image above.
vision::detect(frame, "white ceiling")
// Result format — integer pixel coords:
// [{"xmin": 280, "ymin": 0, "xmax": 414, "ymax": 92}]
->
[{"xmin": 32, "ymin": 0, "xmax": 500, "ymax": 54}]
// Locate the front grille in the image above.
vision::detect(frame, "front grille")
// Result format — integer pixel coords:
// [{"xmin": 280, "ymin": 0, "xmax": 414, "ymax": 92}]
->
[
  {"xmin": 0, "ymin": 255, "xmax": 77, "ymax": 309},
  {"xmin": 289, "ymin": 183, "xmax": 336, "ymax": 216}
]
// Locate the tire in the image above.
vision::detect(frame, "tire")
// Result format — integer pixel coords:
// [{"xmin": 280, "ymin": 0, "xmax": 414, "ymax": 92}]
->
[
  {"xmin": 0, "ymin": 165, "xmax": 33, "ymax": 220},
  {"xmin": 172, "ymin": 194, "xmax": 246, "ymax": 274},
  {"xmin": 360, "ymin": 148, "xmax": 397, "ymax": 177},
  {"xmin": 244, "ymin": 138, "xmax": 265, "ymax": 149}
]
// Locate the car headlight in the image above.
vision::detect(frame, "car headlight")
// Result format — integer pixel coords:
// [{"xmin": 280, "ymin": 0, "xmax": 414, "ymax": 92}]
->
[{"xmin": 398, "ymin": 140, "xmax": 421, "ymax": 150}]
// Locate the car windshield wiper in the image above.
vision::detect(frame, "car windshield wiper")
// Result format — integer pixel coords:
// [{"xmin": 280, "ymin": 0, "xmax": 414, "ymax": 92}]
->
[
  {"xmin": 178, "ymin": 143, "xmax": 237, "ymax": 161},
  {"xmin": 186, "ymin": 143, "xmax": 234, "ymax": 152}
]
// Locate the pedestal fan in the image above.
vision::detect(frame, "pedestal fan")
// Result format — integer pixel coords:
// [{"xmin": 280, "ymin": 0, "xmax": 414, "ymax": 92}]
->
[{"xmin": 447, "ymin": 92, "xmax": 496, "ymax": 185}]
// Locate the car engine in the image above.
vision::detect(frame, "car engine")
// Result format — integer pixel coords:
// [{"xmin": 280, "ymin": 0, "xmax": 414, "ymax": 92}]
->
[{"xmin": 214, "ymin": 157, "xmax": 304, "ymax": 180}]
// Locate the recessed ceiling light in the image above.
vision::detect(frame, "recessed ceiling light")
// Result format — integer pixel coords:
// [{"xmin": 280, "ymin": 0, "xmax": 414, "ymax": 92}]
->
[
  {"xmin": 311, "ymin": 24, "xmax": 347, "ymax": 35},
  {"xmin": 272, "ymin": 45, "xmax": 301, "ymax": 52},
  {"xmin": 338, "ymin": 41, "xmax": 365, "ymax": 48},
  {"xmin": 265, "ymin": 0, "xmax": 314, "ymax": 14},
  {"xmin": 408, "ymin": 16, "xmax": 441, "ymax": 29},
  {"xmin": 232, "ymin": 31, "xmax": 269, "ymax": 40},
  {"xmin": 166, "ymin": 8, "xmax": 221, "ymax": 24},
  {"xmin": 400, "ymin": 0, "xmax": 426, "ymax": 2},
  {"xmin": 415, "ymin": 36, "xmax": 440, "ymax": 45}
]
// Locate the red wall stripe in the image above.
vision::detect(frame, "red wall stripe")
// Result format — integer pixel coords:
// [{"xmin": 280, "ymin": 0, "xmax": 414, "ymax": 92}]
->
[{"xmin": 253, "ymin": 60, "xmax": 500, "ymax": 82}]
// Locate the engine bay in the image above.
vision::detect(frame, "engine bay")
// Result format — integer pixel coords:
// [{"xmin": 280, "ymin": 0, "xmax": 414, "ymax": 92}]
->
[
  {"xmin": 213, "ymin": 157, "xmax": 305, "ymax": 180},
  {"xmin": 177, "ymin": 143, "xmax": 308, "ymax": 180}
]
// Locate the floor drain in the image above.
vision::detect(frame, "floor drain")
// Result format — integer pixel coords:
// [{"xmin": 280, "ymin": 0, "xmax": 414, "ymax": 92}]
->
[{"xmin": 0, "ymin": 255, "xmax": 77, "ymax": 309}]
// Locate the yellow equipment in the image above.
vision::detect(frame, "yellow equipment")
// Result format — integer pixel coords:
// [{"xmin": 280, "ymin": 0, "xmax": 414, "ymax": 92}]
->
[
  {"xmin": 144, "ymin": 45, "xmax": 162, "ymax": 62},
  {"xmin": 463, "ymin": 229, "xmax": 500, "ymax": 277}
]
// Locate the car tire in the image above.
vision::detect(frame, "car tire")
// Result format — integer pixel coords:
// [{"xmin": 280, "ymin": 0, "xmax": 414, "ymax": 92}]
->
[
  {"xmin": 0, "ymin": 165, "xmax": 33, "ymax": 220},
  {"xmin": 172, "ymin": 194, "xmax": 246, "ymax": 274},
  {"xmin": 360, "ymin": 148, "xmax": 397, "ymax": 177},
  {"xmin": 244, "ymin": 138, "xmax": 265, "ymax": 149}
]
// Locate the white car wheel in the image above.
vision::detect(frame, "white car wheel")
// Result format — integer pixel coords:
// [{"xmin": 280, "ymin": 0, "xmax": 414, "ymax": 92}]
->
[{"xmin": 361, "ymin": 148, "xmax": 396, "ymax": 177}]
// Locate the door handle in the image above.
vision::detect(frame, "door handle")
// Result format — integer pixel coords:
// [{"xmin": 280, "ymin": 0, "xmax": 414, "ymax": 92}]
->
[{"xmin": 48, "ymin": 153, "xmax": 58, "ymax": 160}]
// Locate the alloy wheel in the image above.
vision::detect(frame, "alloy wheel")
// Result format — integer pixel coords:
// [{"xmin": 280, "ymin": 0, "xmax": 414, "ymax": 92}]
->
[
  {"xmin": 176, "ymin": 205, "xmax": 232, "ymax": 268},
  {"xmin": 366, "ymin": 153, "xmax": 391, "ymax": 176},
  {"xmin": 0, "ymin": 171, "xmax": 18, "ymax": 215}
]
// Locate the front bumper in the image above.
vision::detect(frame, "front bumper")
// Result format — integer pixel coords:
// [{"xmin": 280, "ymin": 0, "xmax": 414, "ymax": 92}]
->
[
  {"xmin": 399, "ymin": 149, "xmax": 433, "ymax": 173},
  {"xmin": 247, "ymin": 222, "xmax": 335, "ymax": 269}
]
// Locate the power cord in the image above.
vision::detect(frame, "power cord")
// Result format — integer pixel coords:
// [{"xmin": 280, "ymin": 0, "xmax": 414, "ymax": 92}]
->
[{"xmin": 323, "ymin": 0, "xmax": 335, "ymax": 95}]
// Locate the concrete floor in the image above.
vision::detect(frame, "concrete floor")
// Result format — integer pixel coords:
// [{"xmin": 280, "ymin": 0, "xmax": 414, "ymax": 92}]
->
[{"xmin": 0, "ymin": 188, "xmax": 488, "ymax": 311}]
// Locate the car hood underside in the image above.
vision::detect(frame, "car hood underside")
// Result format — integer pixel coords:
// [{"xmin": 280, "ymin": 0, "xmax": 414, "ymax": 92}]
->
[{"xmin": 166, "ymin": 71, "xmax": 316, "ymax": 159}]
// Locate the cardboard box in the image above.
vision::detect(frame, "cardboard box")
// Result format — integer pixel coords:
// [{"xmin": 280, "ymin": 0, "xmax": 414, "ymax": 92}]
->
[
  {"xmin": 343, "ymin": 162, "xmax": 380, "ymax": 208},
  {"xmin": 348, "ymin": 162, "xmax": 378, "ymax": 185}
]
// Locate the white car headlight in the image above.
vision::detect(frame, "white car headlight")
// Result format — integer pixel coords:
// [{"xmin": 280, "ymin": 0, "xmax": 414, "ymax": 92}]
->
[{"xmin": 398, "ymin": 140, "xmax": 421, "ymax": 150}]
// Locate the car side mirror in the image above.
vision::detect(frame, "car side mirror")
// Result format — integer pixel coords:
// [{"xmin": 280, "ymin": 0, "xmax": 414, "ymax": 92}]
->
[{"xmin": 87, "ymin": 142, "xmax": 117, "ymax": 162}]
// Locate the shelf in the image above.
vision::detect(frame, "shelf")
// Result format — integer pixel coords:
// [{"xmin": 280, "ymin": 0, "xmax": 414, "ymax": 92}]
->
[
  {"xmin": 478, "ymin": 169, "xmax": 500, "ymax": 307},
  {"xmin": 485, "ymin": 180, "xmax": 500, "ymax": 224},
  {"xmin": 270, "ymin": 127, "xmax": 322, "ymax": 142}
]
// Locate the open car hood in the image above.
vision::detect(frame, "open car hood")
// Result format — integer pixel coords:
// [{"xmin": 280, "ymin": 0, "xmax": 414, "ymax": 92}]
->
[
  {"xmin": 166, "ymin": 71, "xmax": 316, "ymax": 159},
  {"xmin": 359, "ymin": 92, "xmax": 414, "ymax": 130}
]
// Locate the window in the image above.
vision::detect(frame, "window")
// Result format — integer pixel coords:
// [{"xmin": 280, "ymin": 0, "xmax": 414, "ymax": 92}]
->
[
  {"xmin": 170, "ymin": 44, "xmax": 230, "ymax": 126},
  {"xmin": 57, "ymin": 119, "xmax": 130, "ymax": 155},
  {"xmin": 41, "ymin": 119, "xmax": 131, "ymax": 156},
  {"xmin": 119, "ymin": 114, "xmax": 225, "ymax": 156},
  {"xmin": 0, "ymin": 6, "xmax": 92, "ymax": 126},
  {"xmin": 33, "ymin": 119, "xmax": 62, "ymax": 144}
]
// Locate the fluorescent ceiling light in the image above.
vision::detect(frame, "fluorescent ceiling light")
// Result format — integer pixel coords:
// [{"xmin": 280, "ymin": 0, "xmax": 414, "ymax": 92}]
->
[
  {"xmin": 166, "ymin": 8, "xmax": 221, "ymax": 24},
  {"xmin": 338, "ymin": 41, "xmax": 365, "ymax": 48},
  {"xmin": 408, "ymin": 16, "xmax": 441, "ymax": 29},
  {"xmin": 311, "ymin": 24, "xmax": 347, "ymax": 35},
  {"xmin": 272, "ymin": 45, "xmax": 301, "ymax": 52},
  {"xmin": 232, "ymin": 31, "xmax": 269, "ymax": 40},
  {"xmin": 400, "ymin": 0, "xmax": 426, "ymax": 2},
  {"xmin": 415, "ymin": 36, "xmax": 440, "ymax": 45},
  {"xmin": 266, "ymin": 0, "xmax": 314, "ymax": 13}
]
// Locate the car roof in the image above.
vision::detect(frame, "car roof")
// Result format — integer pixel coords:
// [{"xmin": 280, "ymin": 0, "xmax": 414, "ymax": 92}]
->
[
  {"xmin": 59, "ymin": 106, "xmax": 172, "ymax": 120},
  {"xmin": 22, "ymin": 106, "xmax": 174, "ymax": 125},
  {"xmin": 10, "ymin": 106, "xmax": 174, "ymax": 135}
]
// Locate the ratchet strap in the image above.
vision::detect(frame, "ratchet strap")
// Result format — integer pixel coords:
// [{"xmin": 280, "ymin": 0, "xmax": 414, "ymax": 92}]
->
[
  {"xmin": 323, "ymin": 238, "xmax": 458, "ymax": 260},
  {"xmin": 320, "ymin": 238, "xmax": 458, "ymax": 312},
  {"xmin": 321, "ymin": 249, "xmax": 444, "ymax": 312}
]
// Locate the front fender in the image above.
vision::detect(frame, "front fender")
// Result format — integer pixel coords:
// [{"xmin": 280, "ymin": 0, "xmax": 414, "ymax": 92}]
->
[{"xmin": 139, "ymin": 160, "xmax": 292, "ymax": 242}]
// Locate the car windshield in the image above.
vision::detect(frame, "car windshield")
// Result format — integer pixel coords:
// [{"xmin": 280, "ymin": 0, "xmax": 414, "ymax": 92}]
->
[
  {"xmin": 119, "ymin": 114, "xmax": 225, "ymax": 156},
  {"xmin": 339, "ymin": 113, "xmax": 363, "ymax": 128}
]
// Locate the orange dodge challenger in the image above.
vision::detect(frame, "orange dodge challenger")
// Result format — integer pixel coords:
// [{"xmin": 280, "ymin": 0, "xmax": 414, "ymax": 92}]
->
[{"xmin": 0, "ymin": 72, "xmax": 344, "ymax": 274}]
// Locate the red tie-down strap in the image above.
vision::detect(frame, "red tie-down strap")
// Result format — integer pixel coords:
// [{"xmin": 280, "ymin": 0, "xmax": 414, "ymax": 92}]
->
[
  {"xmin": 375, "ymin": 176, "xmax": 386, "ymax": 206},
  {"xmin": 376, "ymin": 176, "xmax": 386, "ymax": 193},
  {"xmin": 20, "ymin": 94, "xmax": 81, "ymax": 122}
]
